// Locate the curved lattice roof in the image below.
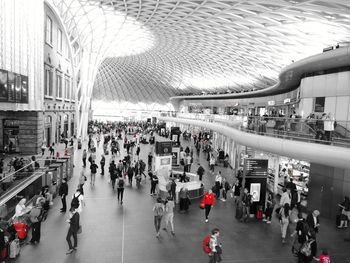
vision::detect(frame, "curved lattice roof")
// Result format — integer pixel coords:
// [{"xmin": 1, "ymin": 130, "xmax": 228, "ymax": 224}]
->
[{"xmin": 52, "ymin": 0, "xmax": 350, "ymax": 106}]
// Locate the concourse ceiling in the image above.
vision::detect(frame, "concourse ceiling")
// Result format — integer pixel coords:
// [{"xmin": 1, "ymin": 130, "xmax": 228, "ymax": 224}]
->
[{"xmin": 54, "ymin": 0, "xmax": 350, "ymax": 104}]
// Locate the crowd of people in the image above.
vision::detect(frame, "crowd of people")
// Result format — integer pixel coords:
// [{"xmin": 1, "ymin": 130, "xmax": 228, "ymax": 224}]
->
[{"xmin": 0, "ymin": 119, "xmax": 345, "ymax": 263}]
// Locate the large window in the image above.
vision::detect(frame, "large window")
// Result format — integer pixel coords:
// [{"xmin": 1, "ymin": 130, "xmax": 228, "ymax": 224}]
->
[
  {"xmin": 57, "ymin": 29, "xmax": 62, "ymax": 53},
  {"xmin": 46, "ymin": 16, "xmax": 52, "ymax": 45},
  {"xmin": 44, "ymin": 67, "xmax": 53, "ymax": 96},
  {"xmin": 65, "ymin": 77, "xmax": 70, "ymax": 100},
  {"xmin": 314, "ymin": 97, "xmax": 325, "ymax": 112},
  {"xmin": 56, "ymin": 72, "xmax": 62, "ymax": 99}
]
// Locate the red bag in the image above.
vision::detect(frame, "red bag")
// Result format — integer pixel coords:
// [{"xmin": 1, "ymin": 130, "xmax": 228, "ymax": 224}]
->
[
  {"xmin": 202, "ymin": 235, "xmax": 212, "ymax": 254},
  {"xmin": 13, "ymin": 223, "xmax": 28, "ymax": 240},
  {"xmin": 1, "ymin": 244, "xmax": 8, "ymax": 259},
  {"xmin": 256, "ymin": 210, "xmax": 263, "ymax": 220},
  {"xmin": 199, "ymin": 201, "xmax": 205, "ymax": 209}
]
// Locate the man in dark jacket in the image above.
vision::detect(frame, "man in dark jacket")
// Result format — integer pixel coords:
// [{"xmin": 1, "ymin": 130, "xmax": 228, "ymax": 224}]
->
[
  {"xmin": 66, "ymin": 208, "xmax": 80, "ymax": 254},
  {"xmin": 197, "ymin": 164, "xmax": 205, "ymax": 181},
  {"xmin": 306, "ymin": 210, "xmax": 320, "ymax": 234},
  {"xmin": 100, "ymin": 155, "xmax": 105, "ymax": 175},
  {"xmin": 59, "ymin": 178, "xmax": 69, "ymax": 213}
]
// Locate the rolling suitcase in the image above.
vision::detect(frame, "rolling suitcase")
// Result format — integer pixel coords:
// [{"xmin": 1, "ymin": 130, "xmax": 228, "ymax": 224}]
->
[
  {"xmin": 256, "ymin": 209, "xmax": 263, "ymax": 220},
  {"xmin": 9, "ymin": 239, "xmax": 20, "ymax": 258}
]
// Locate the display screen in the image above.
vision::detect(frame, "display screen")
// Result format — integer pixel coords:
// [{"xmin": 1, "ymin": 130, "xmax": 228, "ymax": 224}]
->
[
  {"xmin": 0, "ymin": 69, "xmax": 28, "ymax": 103},
  {"xmin": 250, "ymin": 183, "xmax": 261, "ymax": 202},
  {"xmin": 160, "ymin": 157, "xmax": 171, "ymax": 165}
]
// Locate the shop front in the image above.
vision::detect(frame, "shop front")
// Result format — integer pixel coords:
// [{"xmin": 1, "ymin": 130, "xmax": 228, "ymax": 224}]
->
[
  {"xmin": 2, "ymin": 119, "xmax": 20, "ymax": 153},
  {"xmin": 238, "ymin": 147, "xmax": 310, "ymax": 209}
]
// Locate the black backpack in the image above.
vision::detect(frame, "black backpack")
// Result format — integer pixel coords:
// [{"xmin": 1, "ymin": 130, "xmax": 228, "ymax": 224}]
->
[
  {"xmin": 118, "ymin": 178, "xmax": 124, "ymax": 188},
  {"xmin": 71, "ymin": 193, "xmax": 81, "ymax": 209}
]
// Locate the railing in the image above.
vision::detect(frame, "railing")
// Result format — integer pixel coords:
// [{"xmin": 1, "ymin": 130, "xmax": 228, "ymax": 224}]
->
[{"xmin": 171, "ymin": 113, "xmax": 350, "ymax": 148}]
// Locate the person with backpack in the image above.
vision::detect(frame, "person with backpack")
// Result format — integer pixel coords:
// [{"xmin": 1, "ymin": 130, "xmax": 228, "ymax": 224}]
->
[
  {"xmin": 298, "ymin": 231, "xmax": 317, "ymax": 263},
  {"xmin": 71, "ymin": 189, "xmax": 84, "ymax": 213},
  {"xmin": 116, "ymin": 175, "xmax": 125, "ymax": 204},
  {"xmin": 203, "ymin": 189, "xmax": 215, "ymax": 223},
  {"xmin": 29, "ymin": 202, "xmax": 43, "ymax": 244},
  {"xmin": 153, "ymin": 197, "xmax": 164, "ymax": 238},
  {"xmin": 59, "ymin": 178, "xmax": 69, "ymax": 213},
  {"xmin": 66, "ymin": 207, "xmax": 80, "ymax": 254},
  {"xmin": 202, "ymin": 228, "xmax": 222, "ymax": 263},
  {"xmin": 89, "ymin": 160, "xmax": 98, "ymax": 186},
  {"xmin": 163, "ymin": 196, "xmax": 175, "ymax": 236}
]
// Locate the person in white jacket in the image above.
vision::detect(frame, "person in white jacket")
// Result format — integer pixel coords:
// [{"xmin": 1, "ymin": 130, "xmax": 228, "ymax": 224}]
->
[
  {"xmin": 280, "ymin": 188, "xmax": 291, "ymax": 207},
  {"xmin": 323, "ymin": 112, "xmax": 335, "ymax": 141}
]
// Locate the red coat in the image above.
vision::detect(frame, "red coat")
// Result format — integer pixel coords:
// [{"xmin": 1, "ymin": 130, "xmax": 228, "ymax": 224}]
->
[{"xmin": 203, "ymin": 192, "xmax": 215, "ymax": 206}]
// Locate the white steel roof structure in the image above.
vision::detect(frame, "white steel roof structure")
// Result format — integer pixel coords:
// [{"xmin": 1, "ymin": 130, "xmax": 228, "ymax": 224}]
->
[{"xmin": 48, "ymin": 0, "xmax": 350, "ymax": 136}]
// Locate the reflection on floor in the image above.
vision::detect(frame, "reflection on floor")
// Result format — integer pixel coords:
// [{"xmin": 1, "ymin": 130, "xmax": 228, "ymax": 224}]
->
[{"xmin": 15, "ymin": 134, "xmax": 350, "ymax": 263}]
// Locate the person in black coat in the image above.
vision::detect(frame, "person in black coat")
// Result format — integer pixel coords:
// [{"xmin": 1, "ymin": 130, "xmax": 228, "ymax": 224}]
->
[
  {"xmin": 297, "ymin": 231, "xmax": 317, "ymax": 263},
  {"xmin": 197, "ymin": 165, "xmax": 205, "ymax": 181},
  {"xmin": 306, "ymin": 210, "xmax": 320, "ymax": 234},
  {"xmin": 59, "ymin": 178, "xmax": 69, "ymax": 213}
]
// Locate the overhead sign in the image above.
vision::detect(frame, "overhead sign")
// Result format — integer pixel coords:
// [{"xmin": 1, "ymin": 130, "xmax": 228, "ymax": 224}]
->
[
  {"xmin": 267, "ymin": 100, "xmax": 275, "ymax": 106},
  {"xmin": 245, "ymin": 158, "xmax": 268, "ymax": 177}
]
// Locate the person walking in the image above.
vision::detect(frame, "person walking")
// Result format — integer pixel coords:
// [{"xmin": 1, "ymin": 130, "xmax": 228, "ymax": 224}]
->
[
  {"xmin": 241, "ymin": 188, "xmax": 252, "ymax": 222},
  {"xmin": 109, "ymin": 160, "xmax": 117, "ymax": 190},
  {"xmin": 153, "ymin": 197, "xmax": 164, "ymax": 238},
  {"xmin": 49, "ymin": 143, "xmax": 55, "ymax": 158},
  {"xmin": 197, "ymin": 164, "xmax": 205, "ymax": 181},
  {"xmin": 71, "ymin": 188, "xmax": 84, "ymax": 213},
  {"xmin": 263, "ymin": 192, "xmax": 275, "ymax": 224},
  {"xmin": 78, "ymin": 171, "xmax": 86, "ymax": 195},
  {"xmin": 163, "ymin": 196, "xmax": 175, "ymax": 236},
  {"xmin": 100, "ymin": 154, "xmax": 105, "ymax": 175},
  {"xmin": 90, "ymin": 160, "xmax": 98, "ymax": 186},
  {"xmin": 82, "ymin": 149, "xmax": 87, "ymax": 168},
  {"xmin": 127, "ymin": 165, "xmax": 134, "ymax": 186},
  {"xmin": 232, "ymin": 180, "xmax": 241, "ymax": 204},
  {"xmin": 297, "ymin": 231, "xmax": 317, "ymax": 263},
  {"xmin": 221, "ymin": 178, "xmax": 230, "ymax": 202},
  {"xmin": 179, "ymin": 187, "xmax": 190, "ymax": 213},
  {"xmin": 214, "ymin": 172, "xmax": 222, "ymax": 199},
  {"xmin": 208, "ymin": 228, "xmax": 222, "ymax": 263},
  {"xmin": 150, "ymin": 173, "xmax": 159, "ymax": 196},
  {"xmin": 29, "ymin": 202, "xmax": 43, "ymax": 244},
  {"xmin": 209, "ymin": 154, "xmax": 215, "ymax": 173},
  {"xmin": 136, "ymin": 145, "xmax": 140, "ymax": 159},
  {"xmin": 116, "ymin": 175, "xmax": 125, "ymax": 204},
  {"xmin": 279, "ymin": 203, "xmax": 291, "ymax": 243},
  {"xmin": 59, "ymin": 178, "xmax": 68, "ymax": 213},
  {"xmin": 203, "ymin": 189, "xmax": 215, "ymax": 223},
  {"xmin": 306, "ymin": 210, "xmax": 320, "ymax": 234},
  {"xmin": 66, "ymin": 207, "xmax": 80, "ymax": 254}
]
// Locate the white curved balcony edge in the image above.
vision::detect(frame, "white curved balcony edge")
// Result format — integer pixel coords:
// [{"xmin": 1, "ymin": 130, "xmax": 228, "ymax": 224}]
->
[
  {"xmin": 159, "ymin": 116, "xmax": 350, "ymax": 170},
  {"xmin": 170, "ymin": 46, "xmax": 350, "ymax": 102}
]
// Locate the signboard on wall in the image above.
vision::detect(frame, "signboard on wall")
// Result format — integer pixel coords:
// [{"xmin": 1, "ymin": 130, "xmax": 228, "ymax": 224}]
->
[{"xmin": 0, "ymin": 69, "xmax": 29, "ymax": 103}]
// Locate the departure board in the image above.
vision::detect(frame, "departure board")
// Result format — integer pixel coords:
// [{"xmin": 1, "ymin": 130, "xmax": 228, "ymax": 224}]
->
[
  {"xmin": 0, "ymin": 69, "xmax": 28, "ymax": 103},
  {"xmin": 245, "ymin": 159, "xmax": 268, "ymax": 177}
]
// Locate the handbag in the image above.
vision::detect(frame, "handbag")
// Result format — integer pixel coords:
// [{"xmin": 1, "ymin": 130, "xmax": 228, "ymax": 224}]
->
[
  {"xmin": 199, "ymin": 201, "xmax": 205, "ymax": 209},
  {"xmin": 77, "ymin": 225, "xmax": 82, "ymax": 234}
]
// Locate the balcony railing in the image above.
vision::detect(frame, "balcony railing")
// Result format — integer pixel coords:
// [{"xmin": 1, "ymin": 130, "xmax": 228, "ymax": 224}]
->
[{"xmin": 169, "ymin": 113, "xmax": 350, "ymax": 148}]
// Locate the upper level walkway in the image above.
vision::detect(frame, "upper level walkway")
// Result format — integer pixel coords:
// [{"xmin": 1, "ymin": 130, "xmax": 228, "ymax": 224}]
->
[{"xmin": 159, "ymin": 115, "xmax": 350, "ymax": 170}]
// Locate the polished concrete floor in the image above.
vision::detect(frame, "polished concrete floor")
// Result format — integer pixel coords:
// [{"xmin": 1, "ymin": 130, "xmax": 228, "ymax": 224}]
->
[{"xmin": 16, "ymin": 134, "xmax": 350, "ymax": 263}]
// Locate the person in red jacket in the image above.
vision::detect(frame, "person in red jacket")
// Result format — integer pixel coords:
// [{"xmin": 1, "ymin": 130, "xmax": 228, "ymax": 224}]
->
[{"xmin": 203, "ymin": 189, "xmax": 215, "ymax": 223}]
